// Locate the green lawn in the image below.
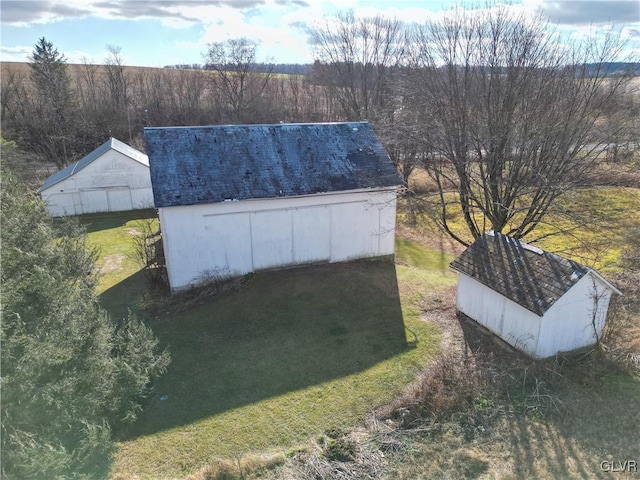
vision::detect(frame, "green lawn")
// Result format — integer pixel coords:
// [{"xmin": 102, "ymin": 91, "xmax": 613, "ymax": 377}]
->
[
  {"xmin": 79, "ymin": 187, "xmax": 638, "ymax": 479},
  {"xmin": 399, "ymin": 185, "xmax": 640, "ymax": 272},
  {"xmin": 84, "ymin": 212, "xmax": 453, "ymax": 479}
]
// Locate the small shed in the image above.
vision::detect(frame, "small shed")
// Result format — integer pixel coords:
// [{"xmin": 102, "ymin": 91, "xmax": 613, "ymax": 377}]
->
[
  {"xmin": 144, "ymin": 122, "xmax": 403, "ymax": 292},
  {"xmin": 450, "ymin": 231, "xmax": 621, "ymax": 359},
  {"xmin": 38, "ymin": 138, "xmax": 154, "ymax": 217}
]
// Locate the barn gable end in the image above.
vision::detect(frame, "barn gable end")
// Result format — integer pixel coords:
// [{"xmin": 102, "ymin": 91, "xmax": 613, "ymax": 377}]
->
[{"xmin": 38, "ymin": 138, "xmax": 154, "ymax": 217}]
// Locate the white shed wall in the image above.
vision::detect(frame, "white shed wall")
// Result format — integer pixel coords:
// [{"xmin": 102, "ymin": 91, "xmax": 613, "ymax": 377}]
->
[
  {"xmin": 160, "ymin": 188, "xmax": 397, "ymax": 291},
  {"xmin": 40, "ymin": 150, "xmax": 154, "ymax": 216},
  {"xmin": 536, "ymin": 274, "xmax": 614, "ymax": 358},
  {"xmin": 456, "ymin": 273, "xmax": 542, "ymax": 357}
]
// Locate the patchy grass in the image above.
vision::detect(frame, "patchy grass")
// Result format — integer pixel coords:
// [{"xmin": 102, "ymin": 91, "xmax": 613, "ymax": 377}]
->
[
  {"xmin": 79, "ymin": 209, "xmax": 157, "ymax": 319},
  {"xmin": 83, "ymin": 191, "xmax": 639, "ymax": 479},
  {"xmin": 532, "ymin": 187, "xmax": 640, "ymax": 272},
  {"xmin": 81, "ymin": 211, "xmax": 449, "ymax": 479},
  {"xmin": 399, "ymin": 182, "xmax": 640, "ymax": 272}
]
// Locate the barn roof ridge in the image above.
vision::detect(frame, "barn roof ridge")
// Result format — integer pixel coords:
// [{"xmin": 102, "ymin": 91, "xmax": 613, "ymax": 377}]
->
[
  {"xmin": 449, "ymin": 231, "xmax": 620, "ymax": 316},
  {"xmin": 38, "ymin": 137, "xmax": 148, "ymax": 192},
  {"xmin": 144, "ymin": 121, "xmax": 370, "ymax": 131},
  {"xmin": 145, "ymin": 121, "xmax": 403, "ymax": 208}
]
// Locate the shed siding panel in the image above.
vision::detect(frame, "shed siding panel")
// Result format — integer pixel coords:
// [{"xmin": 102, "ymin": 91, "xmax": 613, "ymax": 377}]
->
[
  {"xmin": 457, "ymin": 273, "xmax": 541, "ymax": 358},
  {"xmin": 79, "ymin": 190, "xmax": 108, "ymax": 214},
  {"xmin": 41, "ymin": 192, "xmax": 77, "ymax": 217},
  {"xmin": 251, "ymin": 209, "xmax": 294, "ymax": 270},
  {"xmin": 76, "ymin": 151, "xmax": 150, "ymax": 190},
  {"xmin": 378, "ymin": 195, "xmax": 398, "ymax": 255},
  {"xmin": 536, "ymin": 274, "xmax": 614, "ymax": 358},
  {"xmin": 330, "ymin": 200, "xmax": 380, "ymax": 262},
  {"xmin": 292, "ymin": 206, "xmax": 331, "ymax": 263},
  {"xmin": 107, "ymin": 188, "xmax": 133, "ymax": 212},
  {"xmin": 501, "ymin": 302, "xmax": 541, "ymax": 357},
  {"xmin": 131, "ymin": 188, "xmax": 155, "ymax": 209}
]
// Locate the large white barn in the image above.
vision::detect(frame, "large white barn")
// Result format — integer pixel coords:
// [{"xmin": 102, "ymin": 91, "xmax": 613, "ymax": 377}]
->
[
  {"xmin": 144, "ymin": 122, "xmax": 403, "ymax": 292},
  {"xmin": 450, "ymin": 231, "xmax": 621, "ymax": 359},
  {"xmin": 38, "ymin": 138, "xmax": 154, "ymax": 217}
]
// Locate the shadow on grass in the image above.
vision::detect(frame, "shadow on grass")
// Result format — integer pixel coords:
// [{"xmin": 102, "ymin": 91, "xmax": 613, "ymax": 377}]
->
[
  {"xmin": 452, "ymin": 311, "xmax": 640, "ymax": 478},
  {"xmin": 497, "ymin": 373, "xmax": 640, "ymax": 479},
  {"xmin": 98, "ymin": 269, "xmax": 150, "ymax": 320},
  {"xmin": 101, "ymin": 259, "xmax": 411, "ymax": 439},
  {"xmin": 73, "ymin": 209, "xmax": 157, "ymax": 234}
]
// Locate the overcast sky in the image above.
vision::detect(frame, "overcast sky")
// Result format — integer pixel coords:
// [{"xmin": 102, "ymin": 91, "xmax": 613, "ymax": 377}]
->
[{"xmin": 1, "ymin": 0, "xmax": 638, "ymax": 67}]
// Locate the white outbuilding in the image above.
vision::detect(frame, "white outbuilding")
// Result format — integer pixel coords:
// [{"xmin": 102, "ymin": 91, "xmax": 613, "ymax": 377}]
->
[
  {"xmin": 144, "ymin": 122, "xmax": 403, "ymax": 292},
  {"xmin": 450, "ymin": 231, "xmax": 621, "ymax": 359},
  {"xmin": 38, "ymin": 137, "xmax": 154, "ymax": 217}
]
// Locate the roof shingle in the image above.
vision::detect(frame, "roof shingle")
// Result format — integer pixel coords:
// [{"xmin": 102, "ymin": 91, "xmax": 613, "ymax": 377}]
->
[
  {"xmin": 144, "ymin": 122, "xmax": 402, "ymax": 208},
  {"xmin": 450, "ymin": 232, "xmax": 591, "ymax": 316}
]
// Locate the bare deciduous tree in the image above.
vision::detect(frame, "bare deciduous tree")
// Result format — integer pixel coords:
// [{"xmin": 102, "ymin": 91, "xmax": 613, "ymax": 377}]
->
[
  {"xmin": 408, "ymin": 5, "xmax": 633, "ymax": 246},
  {"xmin": 309, "ymin": 10, "xmax": 406, "ymax": 121},
  {"xmin": 203, "ymin": 38, "xmax": 273, "ymax": 122}
]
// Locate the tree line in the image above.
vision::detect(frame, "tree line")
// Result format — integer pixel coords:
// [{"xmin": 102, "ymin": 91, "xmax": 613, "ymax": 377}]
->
[{"xmin": 2, "ymin": 6, "xmax": 638, "ymax": 246}]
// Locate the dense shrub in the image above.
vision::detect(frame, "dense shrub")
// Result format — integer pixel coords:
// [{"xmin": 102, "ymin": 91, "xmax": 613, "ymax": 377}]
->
[{"xmin": 1, "ymin": 142, "xmax": 170, "ymax": 479}]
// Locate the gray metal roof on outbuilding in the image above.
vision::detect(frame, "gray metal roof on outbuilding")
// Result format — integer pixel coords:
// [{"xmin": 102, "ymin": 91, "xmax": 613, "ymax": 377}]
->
[
  {"xmin": 38, "ymin": 138, "xmax": 149, "ymax": 192},
  {"xmin": 144, "ymin": 122, "xmax": 403, "ymax": 208},
  {"xmin": 450, "ymin": 231, "xmax": 620, "ymax": 316}
]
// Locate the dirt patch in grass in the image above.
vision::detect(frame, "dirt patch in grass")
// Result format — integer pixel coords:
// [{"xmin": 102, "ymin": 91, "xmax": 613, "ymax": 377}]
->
[
  {"xmin": 98, "ymin": 254, "xmax": 127, "ymax": 276},
  {"xmin": 124, "ymin": 227, "xmax": 141, "ymax": 236}
]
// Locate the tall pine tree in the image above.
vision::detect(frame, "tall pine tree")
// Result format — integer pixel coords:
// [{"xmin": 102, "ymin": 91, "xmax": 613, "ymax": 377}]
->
[{"xmin": 28, "ymin": 38, "xmax": 75, "ymax": 167}]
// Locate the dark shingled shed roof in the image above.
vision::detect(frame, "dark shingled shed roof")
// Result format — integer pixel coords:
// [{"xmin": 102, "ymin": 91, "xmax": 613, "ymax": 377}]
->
[
  {"xmin": 144, "ymin": 122, "xmax": 402, "ymax": 208},
  {"xmin": 450, "ymin": 232, "xmax": 620, "ymax": 316}
]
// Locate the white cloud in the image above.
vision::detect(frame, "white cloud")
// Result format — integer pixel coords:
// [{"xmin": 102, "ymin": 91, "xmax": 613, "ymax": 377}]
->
[
  {"xmin": 0, "ymin": 45, "xmax": 32, "ymax": 62},
  {"xmin": 621, "ymin": 26, "xmax": 640, "ymax": 39}
]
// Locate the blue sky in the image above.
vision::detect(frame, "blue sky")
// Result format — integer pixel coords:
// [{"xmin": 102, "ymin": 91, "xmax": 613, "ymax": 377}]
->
[{"xmin": 1, "ymin": 0, "xmax": 639, "ymax": 67}]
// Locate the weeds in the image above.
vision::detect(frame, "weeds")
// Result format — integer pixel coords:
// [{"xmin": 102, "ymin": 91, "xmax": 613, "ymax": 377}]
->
[
  {"xmin": 130, "ymin": 218, "xmax": 168, "ymax": 288},
  {"xmin": 599, "ymin": 232, "xmax": 640, "ymax": 374}
]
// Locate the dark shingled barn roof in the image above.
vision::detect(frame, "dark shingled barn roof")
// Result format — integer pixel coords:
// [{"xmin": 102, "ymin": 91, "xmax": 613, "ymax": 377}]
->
[
  {"xmin": 144, "ymin": 122, "xmax": 402, "ymax": 208},
  {"xmin": 449, "ymin": 232, "xmax": 617, "ymax": 316}
]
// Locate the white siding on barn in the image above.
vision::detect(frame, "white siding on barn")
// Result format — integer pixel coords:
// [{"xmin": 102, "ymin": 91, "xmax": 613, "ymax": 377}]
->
[
  {"xmin": 292, "ymin": 206, "xmax": 331, "ymax": 263},
  {"xmin": 160, "ymin": 188, "xmax": 397, "ymax": 291},
  {"xmin": 40, "ymin": 149, "xmax": 154, "ymax": 216}
]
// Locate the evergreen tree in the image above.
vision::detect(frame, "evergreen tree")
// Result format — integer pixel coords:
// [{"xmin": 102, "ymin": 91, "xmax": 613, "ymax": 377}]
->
[
  {"xmin": 0, "ymin": 139, "xmax": 170, "ymax": 479},
  {"xmin": 28, "ymin": 38, "xmax": 75, "ymax": 167}
]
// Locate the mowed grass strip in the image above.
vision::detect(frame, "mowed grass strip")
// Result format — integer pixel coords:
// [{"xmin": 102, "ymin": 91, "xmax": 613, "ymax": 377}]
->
[{"xmin": 83, "ymin": 213, "xmax": 451, "ymax": 479}]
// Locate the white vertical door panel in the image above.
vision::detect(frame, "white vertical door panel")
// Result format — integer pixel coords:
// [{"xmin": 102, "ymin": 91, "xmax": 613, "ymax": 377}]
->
[
  {"xmin": 107, "ymin": 187, "xmax": 133, "ymax": 212},
  {"xmin": 79, "ymin": 189, "xmax": 108, "ymax": 214},
  {"xmin": 330, "ymin": 201, "xmax": 379, "ymax": 261},
  {"xmin": 292, "ymin": 206, "xmax": 330, "ymax": 263},
  {"xmin": 203, "ymin": 212, "xmax": 253, "ymax": 277},
  {"xmin": 251, "ymin": 209, "xmax": 293, "ymax": 270}
]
